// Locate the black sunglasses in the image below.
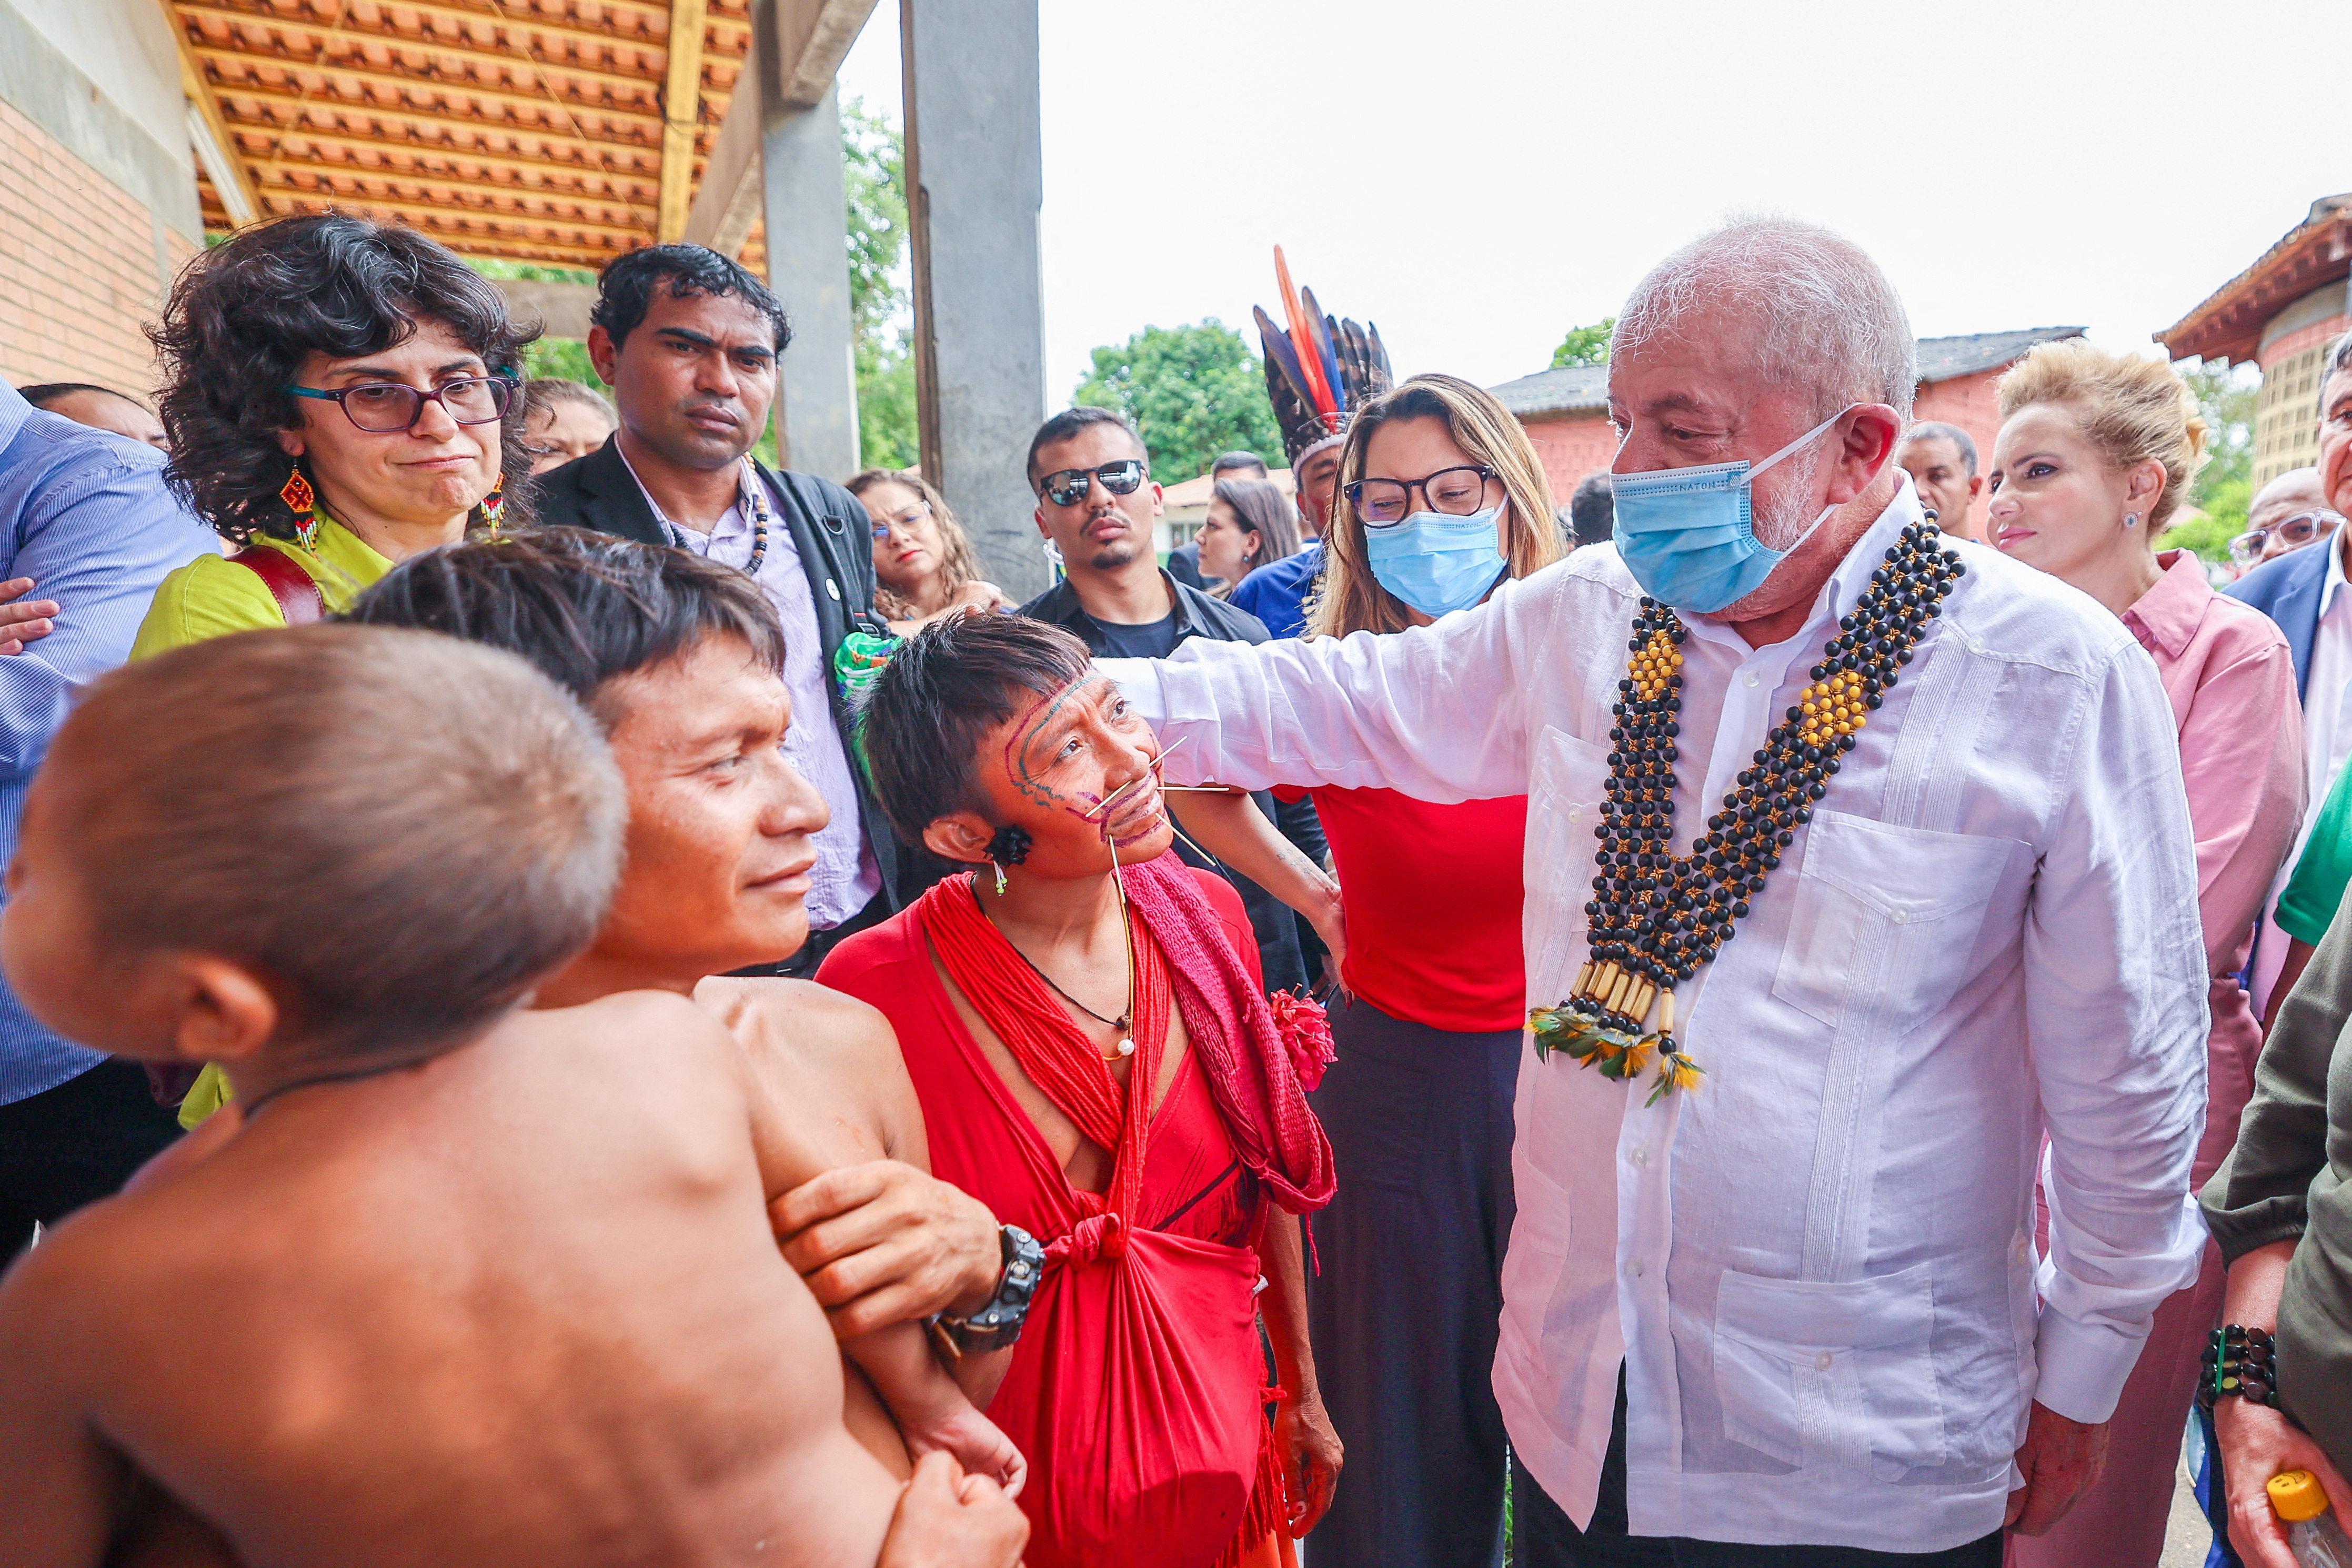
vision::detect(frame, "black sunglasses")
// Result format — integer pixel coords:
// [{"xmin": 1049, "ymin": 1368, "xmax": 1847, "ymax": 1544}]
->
[{"xmin": 1039, "ymin": 459, "xmax": 1147, "ymax": 508}]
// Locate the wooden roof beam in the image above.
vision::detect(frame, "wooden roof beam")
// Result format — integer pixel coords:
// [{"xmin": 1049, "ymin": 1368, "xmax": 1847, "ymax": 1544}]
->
[
  {"xmin": 656, "ymin": 0, "xmax": 711, "ymax": 243},
  {"xmin": 161, "ymin": 0, "xmax": 260, "ymax": 225},
  {"xmin": 683, "ymin": 0, "xmax": 878, "ymax": 255}
]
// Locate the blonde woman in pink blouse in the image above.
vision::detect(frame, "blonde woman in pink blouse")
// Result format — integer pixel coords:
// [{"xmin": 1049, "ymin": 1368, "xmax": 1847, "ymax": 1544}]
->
[{"xmin": 1986, "ymin": 339, "xmax": 2304, "ymax": 1568}]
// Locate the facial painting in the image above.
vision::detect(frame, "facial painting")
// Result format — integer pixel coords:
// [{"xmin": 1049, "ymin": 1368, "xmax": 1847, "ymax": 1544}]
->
[{"xmin": 996, "ymin": 676, "xmax": 1175, "ymax": 861}]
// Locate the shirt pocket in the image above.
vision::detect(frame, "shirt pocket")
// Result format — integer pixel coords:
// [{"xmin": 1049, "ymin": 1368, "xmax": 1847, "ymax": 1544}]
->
[
  {"xmin": 1712, "ymin": 1260, "xmax": 1944, "ymax": 1480},
  {"xmin": 1770, "ymin": 811, "xmax": 2016, "ymax": 1036},
  {"xmin": 1524, "ymin": 726, "xmax": 1612, "ymax": 1007}
]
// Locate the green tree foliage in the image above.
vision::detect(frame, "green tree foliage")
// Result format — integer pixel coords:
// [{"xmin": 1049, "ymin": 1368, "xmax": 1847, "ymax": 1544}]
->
[
  {"xmin": 842, "ymin": 97, "xmax": 918, "ymax": 471},
  {"xmin": 2176, "ymin": 359, "xmax": 2261, "ymax": 562},
  {"xmin": 1551, "ymin": 317, "xmax": 1615, "ymax": 370},
  {"xmin": 1072, "ymin": 320, "xmax": 1282, "ymax": 484}
]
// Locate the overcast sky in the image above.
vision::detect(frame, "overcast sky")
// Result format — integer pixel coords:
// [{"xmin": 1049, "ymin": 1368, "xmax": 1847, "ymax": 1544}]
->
[{"xmin": 836, "ymin": 0, "xmax": 2347, "ymax": 405}]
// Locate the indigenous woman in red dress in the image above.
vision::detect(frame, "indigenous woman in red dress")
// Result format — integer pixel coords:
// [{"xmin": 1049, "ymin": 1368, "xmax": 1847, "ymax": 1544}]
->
[{"xmin": 821, "ymin": 614, "xmax": 1340, "ymax": 1568}]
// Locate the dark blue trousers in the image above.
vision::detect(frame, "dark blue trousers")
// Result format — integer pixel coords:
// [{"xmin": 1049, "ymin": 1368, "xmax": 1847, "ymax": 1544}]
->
[
  {"xmin": 1306, "ymin": 996, "xmax": 1519, "ymax": 1568},
  {"xmin": 1509, "ymin": 1375, "xmax": 2004, "ymax": 1567}
]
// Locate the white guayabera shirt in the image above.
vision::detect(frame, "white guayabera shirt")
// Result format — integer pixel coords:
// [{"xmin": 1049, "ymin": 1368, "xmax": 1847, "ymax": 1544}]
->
[{"xmin": 1102, "ymin": 483, "xmax": 2209, "ymax": 1554}]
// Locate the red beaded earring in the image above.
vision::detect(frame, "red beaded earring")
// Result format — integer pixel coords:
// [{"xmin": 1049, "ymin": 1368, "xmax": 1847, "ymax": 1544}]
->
[
  {"xmin": 478, "ymin": 471, "xmax": 507, "ymax": 535},
  {"xmin": 279, "ymin": 465, "xmax": 318, "ymax": 552}
]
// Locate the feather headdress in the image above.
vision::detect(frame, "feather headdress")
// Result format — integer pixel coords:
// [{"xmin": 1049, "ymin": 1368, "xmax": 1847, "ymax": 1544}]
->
[{"xmin": 1257, "ymin": 246, "xmax": 1392, "ymax": 469}]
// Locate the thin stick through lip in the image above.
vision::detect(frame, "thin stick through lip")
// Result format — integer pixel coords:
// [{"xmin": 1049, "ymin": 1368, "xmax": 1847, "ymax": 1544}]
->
[{"xmin": 1081, "ymin": 737, "xmax": 1197, "ymax": 820}]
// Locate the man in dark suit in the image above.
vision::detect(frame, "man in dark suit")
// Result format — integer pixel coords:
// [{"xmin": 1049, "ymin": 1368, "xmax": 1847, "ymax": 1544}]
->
[
  {"xmin": 534, "ymin": 245, "xmax": 900, "ymax": 971},
  {"xmin": 2225, "ymin": 464, "xmax": 2344, "ymax": 703}
]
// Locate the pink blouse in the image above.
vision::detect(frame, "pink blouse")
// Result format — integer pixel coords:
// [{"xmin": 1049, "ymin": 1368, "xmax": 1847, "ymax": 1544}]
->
[{"xmin": 2121, "ymin": 549, "xmax": 2305, "ymax": 1179}]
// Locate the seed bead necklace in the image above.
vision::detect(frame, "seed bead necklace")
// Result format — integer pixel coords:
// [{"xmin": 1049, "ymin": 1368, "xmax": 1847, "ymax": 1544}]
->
[{"xmin": 1530, "ymin": 520, "xmax": 1965, "ymax": 1103}]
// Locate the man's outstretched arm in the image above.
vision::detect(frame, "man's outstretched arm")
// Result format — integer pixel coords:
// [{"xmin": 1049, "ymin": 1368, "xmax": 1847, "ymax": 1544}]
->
[{"xmin": 1101, "ymin": 565, "xmax": 1568, "ymax": 801}]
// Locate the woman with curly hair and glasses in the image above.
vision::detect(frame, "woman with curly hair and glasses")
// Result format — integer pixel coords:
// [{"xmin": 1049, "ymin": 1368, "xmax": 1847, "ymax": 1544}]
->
[
  {"xmin": 847, "ymin": 467, "xmax": 1009, "ymax": 633},
  {"xmin": 130, "ymin": 213, "xmax": 534, "ymax": 659}
]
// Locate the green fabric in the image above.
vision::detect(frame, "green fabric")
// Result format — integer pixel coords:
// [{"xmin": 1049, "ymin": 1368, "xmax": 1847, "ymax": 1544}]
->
[
  {"xmin": 2281, "ymin": 762, "xmax": 2352, "ymax": 946},
  {"xmin": 130, "ymin": 515, "xmax": 394, "ymax": 661},
  {"xmin": 2202, "ymin": 883, "xmax": 2352, "ymax": 1468}
]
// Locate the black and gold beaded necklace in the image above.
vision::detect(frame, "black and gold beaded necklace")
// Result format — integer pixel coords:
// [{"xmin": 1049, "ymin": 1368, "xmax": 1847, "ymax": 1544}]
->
[{"xmin": 1529, "ymin": 521, "xmax": 1965, "ymax": 1103}]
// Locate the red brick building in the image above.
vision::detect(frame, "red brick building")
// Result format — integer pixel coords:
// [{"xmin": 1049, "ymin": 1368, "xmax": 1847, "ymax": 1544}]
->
[
  {"xmin": 2156, "ymin": 194, "xmax": 2351, "ymax": 488},
  {"xmin": 1489, "ymin": 327, "xmax": 2087, "ymax": 505}
]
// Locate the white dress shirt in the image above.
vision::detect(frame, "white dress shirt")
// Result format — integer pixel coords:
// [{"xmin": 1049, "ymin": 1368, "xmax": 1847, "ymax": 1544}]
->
[
  {"xmin": 618, "ymin": 453, "xmax": 880, "ymax": 928},
  {"xmin": 1103, "ymin": 486, "xmax": 2208, "ymax": 1552}
]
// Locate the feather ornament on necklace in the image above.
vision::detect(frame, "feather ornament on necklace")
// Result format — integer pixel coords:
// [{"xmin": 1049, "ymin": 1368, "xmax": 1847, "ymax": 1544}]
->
[{"xmin": 1528, "ymin": 523, "xmax": 1965, "ymax": 1103}]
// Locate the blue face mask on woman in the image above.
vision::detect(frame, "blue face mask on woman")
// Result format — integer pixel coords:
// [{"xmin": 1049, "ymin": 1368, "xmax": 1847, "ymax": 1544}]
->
[
  {"xmin": 1610, "ymin": 406, "xmax": 1855, "ymax": 614},
  {"xmin": 1365, "ymin": 507, "xmax": 1509, "ymax": 619}
]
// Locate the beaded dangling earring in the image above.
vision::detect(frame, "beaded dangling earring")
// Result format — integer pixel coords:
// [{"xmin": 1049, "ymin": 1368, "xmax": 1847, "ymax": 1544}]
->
[
  {"xmin": 478, "ymin": 471, "xmax": 507, "ymax": 536},
  {"xmin": 983, "ymin": 824, "xmax": 1033, "ymax": 897},
  {"xmin": 279, "ymin": 464, "xmax": 319, "ymax": 553}
]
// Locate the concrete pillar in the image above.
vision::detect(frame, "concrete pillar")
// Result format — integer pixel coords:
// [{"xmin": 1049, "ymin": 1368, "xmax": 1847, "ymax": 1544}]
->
[
  {"xmin": 901, "ymin": 0, "xmax": 1048, "ymax": 596},
  {"xmin": 755, "ymin": 3, "xmax": 860, "ymax": 479}
]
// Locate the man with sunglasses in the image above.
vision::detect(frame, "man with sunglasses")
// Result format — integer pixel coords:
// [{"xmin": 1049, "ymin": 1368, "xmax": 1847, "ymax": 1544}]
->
[
  {"xmin": 1017, "ymin": 406, "xmax": 1320, "ymax": 994},
  {"xmin": 534, "ymin": 245, "xmax": 901, "ymax": 975}
]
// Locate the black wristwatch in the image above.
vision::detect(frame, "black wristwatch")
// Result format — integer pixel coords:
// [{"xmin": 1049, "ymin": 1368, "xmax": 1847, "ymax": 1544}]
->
[{"xmin": 929, "ymin": 1224, "xmax": 1042, "ymax": 1358}]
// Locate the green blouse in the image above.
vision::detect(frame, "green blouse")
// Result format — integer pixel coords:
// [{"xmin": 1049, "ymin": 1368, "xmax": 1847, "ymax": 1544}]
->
[{"xmin": 130, "ymin": 515, "xmax": 393, "ymax": 661}]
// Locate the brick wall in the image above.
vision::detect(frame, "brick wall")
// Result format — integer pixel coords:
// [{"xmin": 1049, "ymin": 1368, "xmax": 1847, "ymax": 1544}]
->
[
  {"xmin": 1521, "ymin": 410, "xmax": 1619, "ymax": 509},
  {"xmin": 0, "ymin": 97, "xmax": 190, "ymax": 399}
]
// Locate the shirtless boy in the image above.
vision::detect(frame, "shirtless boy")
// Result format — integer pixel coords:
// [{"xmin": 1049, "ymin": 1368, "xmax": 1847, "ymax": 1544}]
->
[{"xmin": 0, "ymin": 625, "xmax": 1026, "ymax": 1568}]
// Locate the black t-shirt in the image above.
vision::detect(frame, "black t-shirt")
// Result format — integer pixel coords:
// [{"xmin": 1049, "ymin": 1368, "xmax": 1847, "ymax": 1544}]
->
[{"xmin": 1086, "ymin": 610, "xmax": 1180, "ymax": 660}]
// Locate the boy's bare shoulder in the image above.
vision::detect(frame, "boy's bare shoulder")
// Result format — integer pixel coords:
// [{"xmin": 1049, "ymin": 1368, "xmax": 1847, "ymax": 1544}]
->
[{"xmin": 693, "ymin": 977, "xmax": 921, "ymax": 1155}]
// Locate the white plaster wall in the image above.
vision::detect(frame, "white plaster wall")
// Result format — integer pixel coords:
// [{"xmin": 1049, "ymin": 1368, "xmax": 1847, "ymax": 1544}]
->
[{"xmin": 11, "ymin": 0, "xmax": 184, "ymax": 156}]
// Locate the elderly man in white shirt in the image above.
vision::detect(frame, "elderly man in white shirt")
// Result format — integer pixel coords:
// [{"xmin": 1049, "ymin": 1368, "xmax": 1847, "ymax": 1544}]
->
[{"xmin": 1101, "ymin": 219, "xmax": 2208, "ymax": 1564}]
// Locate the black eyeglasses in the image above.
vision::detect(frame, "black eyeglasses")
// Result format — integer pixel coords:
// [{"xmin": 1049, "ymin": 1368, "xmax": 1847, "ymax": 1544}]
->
[
  {"xmin": 1344, "ymin": 465, "xmax": 1496, "ymax": 527},
  {"xmin": 1039, "ymin": 460, "xmax": 1147, "ymax": 508},
  {"xmin": 288, "ymin": 376, "xmax": 518, "ymax": 434}
]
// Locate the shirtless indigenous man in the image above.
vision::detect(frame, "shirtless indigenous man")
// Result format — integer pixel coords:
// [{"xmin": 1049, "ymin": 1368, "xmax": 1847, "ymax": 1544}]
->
[
  {"xmin": 343, "ymin": 528, "xmax": 1036, "ymax": 1453},
  {"xmin": 0, "ymin": 625, "xmax": 1026, "ymax": 1568}
]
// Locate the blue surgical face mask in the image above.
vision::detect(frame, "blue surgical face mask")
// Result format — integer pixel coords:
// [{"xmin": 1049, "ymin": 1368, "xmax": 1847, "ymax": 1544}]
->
[
  {"xmin": 1365, "ymin": 507, "xmax": 1509, "ymax": 619},
  {"xmin": 1610, "ymin": 406, "xmax": 1856, "ymax": 614}
]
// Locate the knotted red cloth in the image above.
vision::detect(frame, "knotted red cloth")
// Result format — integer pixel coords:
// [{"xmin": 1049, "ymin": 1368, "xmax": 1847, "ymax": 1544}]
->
[{"xmin": 911, "ymin": 853, "xmax": 1335, "ymax": 1568}]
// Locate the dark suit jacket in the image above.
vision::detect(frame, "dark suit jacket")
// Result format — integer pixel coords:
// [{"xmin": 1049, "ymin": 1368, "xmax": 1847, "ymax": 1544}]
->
[
  {"xmin": 2226, "ymin": 534, "xmax": 2334, "ymax": 703},
  {"xmin": 534, "ymin": 436, "xmax": 904, "ymax": 908}
]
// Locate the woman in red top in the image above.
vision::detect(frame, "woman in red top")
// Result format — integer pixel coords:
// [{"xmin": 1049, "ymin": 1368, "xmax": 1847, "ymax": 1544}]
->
[
  {"xmin": 821, "ymin": 614, "xmax": 1340, "ymax": 1568},
  {"xmin": 1178, "ymin": 374, "xmax": 1560, "ymax": 1568}
]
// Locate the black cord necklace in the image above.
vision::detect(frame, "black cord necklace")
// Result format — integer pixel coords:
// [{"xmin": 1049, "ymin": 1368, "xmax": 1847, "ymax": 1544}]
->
[
  {"xmin": 969, "ymin": 879, "xmax": 1138, "ymax": 1061},
  {"xmin": 1530, "ymin": 521, "xmax": 1964, "ymax": 1102}
]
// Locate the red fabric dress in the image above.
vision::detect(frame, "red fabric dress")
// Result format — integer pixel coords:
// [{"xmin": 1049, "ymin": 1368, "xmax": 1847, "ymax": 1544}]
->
[{"xmin": 819, "ymin": 858, "xmax": 1332, "ymax": 1568}]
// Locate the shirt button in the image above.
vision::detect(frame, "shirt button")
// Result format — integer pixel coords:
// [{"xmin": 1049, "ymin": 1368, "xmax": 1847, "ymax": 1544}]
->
[
  {"xmin": 1892, "ymin": 909, "xmax": 1911, "ymax": 926},
  {"xmin": 1629, "ymin": 1259, "xmax": 1645, "ymax": 1278},
  {"xmin": 1630, "ymin": 1148, "xmax": 1649, "ymax": 1167},
  {"xmin": 1567, "ymin": 806, "xmax": 1583, "ymax": 822},
  {"xmin": 1744, "ymin": 672, "xmax": 1761, "ymax": 688},
  {"xmin": 1815, "ymin": 1351, "xmax": 1834, "ymax": 1371}
]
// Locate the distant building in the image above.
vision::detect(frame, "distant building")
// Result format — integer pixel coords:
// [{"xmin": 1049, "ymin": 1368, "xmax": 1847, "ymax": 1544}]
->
[
  {"xmin": 1487, "ymin": 327, "xmax": 2087, "ymax": 504},
  {"xmin": 2156, "ymin": 194, "xmax": 2352, "ymax": 488}
]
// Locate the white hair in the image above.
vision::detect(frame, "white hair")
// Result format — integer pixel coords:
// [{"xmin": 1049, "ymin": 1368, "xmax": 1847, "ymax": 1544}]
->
[{"xmin": 1614, "ymin": 217, "xmax": 1918, "ymax": 420}]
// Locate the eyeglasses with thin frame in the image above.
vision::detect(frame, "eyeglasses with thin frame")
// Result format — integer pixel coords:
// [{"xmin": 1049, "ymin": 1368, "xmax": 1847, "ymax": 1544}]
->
[
  {"xmin": 1039, "ymin": 460, "xmax": 1147, "ymax": 508},
  {"xmin": 871, "ymin": 498, "xmax": 933, "ymax": 542},
  {"xmin": 2228, "ymin": 508, "xmax": 2345, "ymax": 568},
  {"xmin": 1344, "ymin": 465, "xmax": 1497, "ymax": 527},
  {"xmin": 287, "ymin": 376, "xmax": 518, "ymax": 434}
]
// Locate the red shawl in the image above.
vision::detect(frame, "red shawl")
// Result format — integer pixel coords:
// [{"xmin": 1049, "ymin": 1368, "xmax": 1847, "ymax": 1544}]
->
[{"xmin": 909, "ymin": 853, "xmax": 1335, "ymax": 1568}]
